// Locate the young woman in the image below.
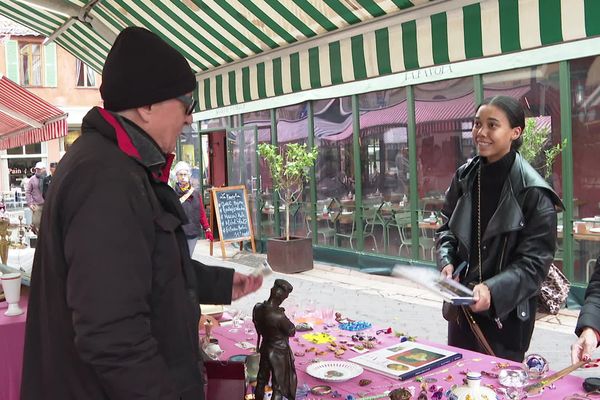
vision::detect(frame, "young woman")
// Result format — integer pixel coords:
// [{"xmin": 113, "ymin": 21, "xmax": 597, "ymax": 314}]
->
[{"xmin": 437, "ymin": 96, "xmax": 563, "ymax": 361}]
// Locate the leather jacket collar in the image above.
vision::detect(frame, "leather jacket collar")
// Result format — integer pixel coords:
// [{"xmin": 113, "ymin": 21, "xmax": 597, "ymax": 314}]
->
[{"xmin": 449, "ymin": 152, "xmax": 563, "ymax": 246}]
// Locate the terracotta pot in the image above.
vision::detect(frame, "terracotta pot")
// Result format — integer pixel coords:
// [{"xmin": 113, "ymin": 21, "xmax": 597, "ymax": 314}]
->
[{"xmin": 266, "ymin": 236, "xmax": 313, "ymax": 274}]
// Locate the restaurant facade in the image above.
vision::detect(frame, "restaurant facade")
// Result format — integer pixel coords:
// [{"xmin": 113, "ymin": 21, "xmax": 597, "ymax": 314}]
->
[{"xmin": 189, "ymin": 0, "xmax": 600, "ymax": 296}]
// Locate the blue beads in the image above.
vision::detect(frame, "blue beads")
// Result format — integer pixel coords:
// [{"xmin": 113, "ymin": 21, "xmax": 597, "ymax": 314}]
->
[{"xmin": 338, "ymin": 321, "xmax": 372, "ymax": 331}]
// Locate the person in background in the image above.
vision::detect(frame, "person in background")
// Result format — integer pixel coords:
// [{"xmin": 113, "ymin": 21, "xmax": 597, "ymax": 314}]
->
[
  {"xmin": 21, "ymin": 27, "xmax": 262, "ymax": 400},
  {"xmin": 25, "ymin": 161, "xmax": 46, "ymax": 233},
  {"xmin": 571, "ymin": 257, "xmax": 600, "ymax": 363},
  {"xmin": 42, "ymin": 162, "xmax": 57, "ymax": 199},
  {"xmin": 172, "ymin": 160, "xmax": 213, "ymax": 256},
  {"xmin": 437, "ymin": 96, "xmax": 562, "ymax": 362}
]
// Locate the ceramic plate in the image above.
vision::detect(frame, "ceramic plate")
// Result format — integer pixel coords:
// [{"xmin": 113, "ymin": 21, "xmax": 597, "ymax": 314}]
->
[{"xmin": 305, "ymin": 361, "xmax": 363, "ymax": 382}]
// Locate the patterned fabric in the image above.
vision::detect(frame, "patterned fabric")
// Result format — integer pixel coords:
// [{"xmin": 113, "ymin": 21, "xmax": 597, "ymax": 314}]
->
[{"xmin": 539, "ymin": 263, "xmax": 570, "ymax": 315}]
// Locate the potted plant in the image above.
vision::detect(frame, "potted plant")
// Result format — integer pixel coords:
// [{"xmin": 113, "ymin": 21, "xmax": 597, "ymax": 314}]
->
[
  {"xmin": 258, "ymin": 142, "xmax": 318, "ymax": 273},
  {"xmin": 520, "ymin": 118, "xmax": 566, "ymax": 181}
]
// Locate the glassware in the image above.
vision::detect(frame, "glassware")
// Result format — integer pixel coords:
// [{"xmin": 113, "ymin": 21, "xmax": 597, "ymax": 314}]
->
[
  {"xmin": 321, "ymin": 307, "xmax": 335, "ymax": 326},
  {"xmin": 228, "ymin": 308, "xmax": 241, "ymax": 332}
]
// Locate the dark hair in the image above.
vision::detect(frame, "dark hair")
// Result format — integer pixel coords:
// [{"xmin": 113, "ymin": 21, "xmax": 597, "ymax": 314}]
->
[
  {"xmin": 477, "ymin": 95, "xmax": 525, "ymax": 151},
  {"xmin": 50, "ymin": 162, "xmax": 57, "ymax": 168}
]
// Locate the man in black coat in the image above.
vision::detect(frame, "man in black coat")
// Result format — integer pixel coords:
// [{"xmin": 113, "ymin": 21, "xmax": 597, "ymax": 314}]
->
[
  {"xmin": 572, "ymin": 257, "xmax": 600, "ymax": 363},
  {"xmin": 20, "ymin": 27, "xmax": 262, "ymax": 400}
]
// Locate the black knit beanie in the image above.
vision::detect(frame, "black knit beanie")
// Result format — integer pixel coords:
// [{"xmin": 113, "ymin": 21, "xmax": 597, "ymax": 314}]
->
[{"xmin": 100, "ymin": 27, "xmax": 196, "ymax": 112}]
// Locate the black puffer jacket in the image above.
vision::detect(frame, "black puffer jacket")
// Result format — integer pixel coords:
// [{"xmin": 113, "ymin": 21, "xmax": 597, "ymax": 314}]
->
[
  {"xmin": 437, "ymin": 152, "xmax": 563, "ymax": 355},
  {"xmin": 21, "ymin": 107, "xmax": 234, "ymax": 400}
]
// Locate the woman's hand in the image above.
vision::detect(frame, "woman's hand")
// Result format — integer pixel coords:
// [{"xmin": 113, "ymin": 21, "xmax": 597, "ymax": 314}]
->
[
  {"xmin": 441, "ymin": 264, "xmax": 454, "ymax": 280},
  {"xmin": 470, "ymin": 283, "xmax": 492, "ymax": 312},
  {"xmin": 571, "ymin": 327, "xmax": 598, "ymax": 364}
]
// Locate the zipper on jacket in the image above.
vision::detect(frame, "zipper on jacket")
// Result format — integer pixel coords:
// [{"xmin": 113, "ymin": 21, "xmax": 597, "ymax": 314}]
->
[{"xmin": 494, "ymin": 236, "xmax": 509, "ymax": 330}]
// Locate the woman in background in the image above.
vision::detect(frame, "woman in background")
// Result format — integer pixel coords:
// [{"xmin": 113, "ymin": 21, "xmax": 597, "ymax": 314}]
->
[
  {"xmin": 172, "ymin": 161, "xmax": 213, "ymax": 256},
  {"xmin": 437, "ymin": 96, "xmax": 563, "ymax": 361}
]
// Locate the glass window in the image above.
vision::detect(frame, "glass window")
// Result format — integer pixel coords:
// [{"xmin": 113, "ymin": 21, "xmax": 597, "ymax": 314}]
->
[
  {"xmin": 569, "ymin": 56, "xmax": 600, "ymax": 283},
  {"xmin": 414, "ymin": 77, "xmax": 475, "ymax": 261},
  {"xmin": 76, "ymin": 59, "xmax": 96, "ymax": 87},
  {"xmin": 358, "ymin": 88, "xmax": 407, "ymax": 255},
  {"xmin": 179, "ymin": 123, "xmax": 201, "ymax": 189},
  {"xmin": 25, "ymin": 142, "xmax": 41, "ymax": 154},
  {"xmin": 6, "ymin": 146, "xmax": 23, "ymax": 155},
  {"xmin": 19, "ymin": 42, "xmax": 42, "ymax": 87},
  {"xmin": 63, "ymin": 130, "xmax": 81, "ymax": 152},
  {"xmin": 8, "ymin": 158, "xmax": 39, "ymax": 189},
  {"xmin": 483, "ymin": 64, "xmax": 562, "ymax": 191},
  {"xmin": 275, "ymin": 102, "xmax": 309, "ymax": 239},
  {"xmin": 314, "ymin": 96, "xmax": 354, "ymax": 247}
]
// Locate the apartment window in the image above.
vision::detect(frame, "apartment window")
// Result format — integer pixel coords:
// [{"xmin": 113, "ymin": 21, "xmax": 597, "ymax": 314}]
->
[
  {"xmin": 4, "ymin": 39, "xmax": 57, "ymax": 87},
  {"xmin": 76, "ymin": 59, "xmax": 96, "ymax": 87},
  {"xmin": 19, "ymin": 43, "xmax": 42, "ymax": 86}
]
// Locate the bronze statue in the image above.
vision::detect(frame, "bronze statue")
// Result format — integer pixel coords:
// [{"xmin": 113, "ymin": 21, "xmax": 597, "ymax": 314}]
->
[{"xmin": 252, "ymin": 279, "xmax": 297, "ymax": 400}]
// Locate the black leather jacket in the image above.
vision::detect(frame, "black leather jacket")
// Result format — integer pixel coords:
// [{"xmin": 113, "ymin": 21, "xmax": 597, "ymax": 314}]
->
[{"xmin": 437, "ymin": 153, "xmax": 563, "ymax": 325}]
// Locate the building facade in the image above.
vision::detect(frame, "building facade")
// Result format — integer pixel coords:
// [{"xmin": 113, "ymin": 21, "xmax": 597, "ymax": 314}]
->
[{"xmin": 0, "ymin": 17, "xmax": 101, "ymax": 193}]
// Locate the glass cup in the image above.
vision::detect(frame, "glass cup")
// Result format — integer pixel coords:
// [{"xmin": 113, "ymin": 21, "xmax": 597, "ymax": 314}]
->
[{"xmin": 321, "ymin": 307, "xmax": 335, "ymax": 323}]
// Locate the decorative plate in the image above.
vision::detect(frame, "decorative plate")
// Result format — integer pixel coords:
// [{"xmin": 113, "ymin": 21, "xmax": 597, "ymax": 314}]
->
[{"xmin": 305, "ymin": 361, "xmax": 363, "ymax": 382}]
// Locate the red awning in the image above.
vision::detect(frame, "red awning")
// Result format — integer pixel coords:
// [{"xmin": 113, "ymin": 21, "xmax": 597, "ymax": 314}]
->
[{"xmin": 0, "ymin": 75, "xmax": 68, "ymax": 150}]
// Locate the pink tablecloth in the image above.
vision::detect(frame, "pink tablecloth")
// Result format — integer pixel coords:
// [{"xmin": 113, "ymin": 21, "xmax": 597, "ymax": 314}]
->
[
  {"xmin": 212, "ymin": 317, "xmax": 585, "ymax": 399},
  {"xmin": 0, "ymin": 289, "xmax": 28, "ymax": 400}
]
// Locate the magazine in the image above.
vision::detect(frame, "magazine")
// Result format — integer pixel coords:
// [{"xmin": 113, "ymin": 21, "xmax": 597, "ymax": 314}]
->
[
  {"xmin": 349, "ymin": 341, "xmax": 462, "ymax": 380},
  {"xmin": 391, "ymin": 264, "xmax": 475, "ymax": 305}
]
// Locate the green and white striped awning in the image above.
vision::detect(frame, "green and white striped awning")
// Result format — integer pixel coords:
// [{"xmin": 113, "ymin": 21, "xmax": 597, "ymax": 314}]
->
[
  {"xmin": 1, "ymin": 0, "xmax": 599, "ymax": 112},
  {"xmin": 0, "ymin": 0, "xmax": 434, "ymax": 89}
]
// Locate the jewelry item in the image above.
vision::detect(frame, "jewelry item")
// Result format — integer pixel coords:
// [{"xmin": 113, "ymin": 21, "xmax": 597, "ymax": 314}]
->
[{"xmin": 310, "ymin": 385, "xmax": 332, "ymax": 395}]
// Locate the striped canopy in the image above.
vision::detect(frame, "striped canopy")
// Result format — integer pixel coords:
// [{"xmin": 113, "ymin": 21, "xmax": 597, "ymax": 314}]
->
[
  {"xmin": 0, "ymin": 0, "xmax": 433, "ymax": 83},
  {"xmin": 0, "ymin": 75, "xmax": 68, "ymax": 150},
  {"xmin": 1, "ymin": 0, "xmax": 599, "ymax": 114}
]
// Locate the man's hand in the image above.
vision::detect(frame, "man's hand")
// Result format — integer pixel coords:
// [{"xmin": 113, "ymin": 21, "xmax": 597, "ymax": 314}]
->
[
  {"xmin": 29, "ymin": 204, "xmax": 38, "ymax": 212},
  {"xmin": 470, "ymin": 283, "xmax": 491, "ymax": 312},
  {"xmin": 205, "ymin": 229, "xmax": 214, "ymax": 242},
  {"xmin": 441, "ymin": 264, "xmax": 454, "ymax": 280},
  {"xmin": 232, "ymin": 272, "xmax": 263, "ymax": 300},
  {"xmin": 571, "ymin": 327, "xmax": 598, "ymax": 364}
]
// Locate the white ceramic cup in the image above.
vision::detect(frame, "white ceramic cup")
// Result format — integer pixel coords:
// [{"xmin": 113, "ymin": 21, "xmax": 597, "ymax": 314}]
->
[{"xmin": 1, "ymin": 272, "xmax": 23, "ymax": 316}]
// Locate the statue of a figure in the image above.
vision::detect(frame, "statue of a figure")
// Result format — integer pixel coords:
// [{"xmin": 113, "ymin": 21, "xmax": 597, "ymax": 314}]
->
[{"xmin": 252, "ymin": 279, "xmax": 297, "ymax": 400}]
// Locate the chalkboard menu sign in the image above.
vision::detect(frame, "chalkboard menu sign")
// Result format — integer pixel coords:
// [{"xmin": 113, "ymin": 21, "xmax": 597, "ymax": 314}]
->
[{"xmin": 209, "ymin": 185, "xmax": 256, "ymax": 258}]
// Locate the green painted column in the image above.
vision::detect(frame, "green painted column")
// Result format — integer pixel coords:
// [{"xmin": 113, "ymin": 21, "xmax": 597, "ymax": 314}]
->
[
  {"xmin": 474, "ymin": 75, "xmax": 484, "ymax": 105},
  {"xmin": 254, "ymin": 126, "xmax": 262, "ymax": 241},
  {"xmin": 559, "ymin": 61, "xmax": 575, "ymax": 282},
  {"xmin": 407, "ymin": 86, "xmax": 420, "ymax": 260},
  {"xmin": 307, "ymin": 101, "xmax": 318, "ymax": 243},
  {"xmin": 352, "ymin": 95, "xmax": 364, "ymax": 251},
  {"xmin": 271, "ymin": 109, "xmax": 281, "ymax": 237}
]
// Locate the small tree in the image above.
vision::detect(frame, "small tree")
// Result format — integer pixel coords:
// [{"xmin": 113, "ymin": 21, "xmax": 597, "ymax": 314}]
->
[
  {"xmin": 258, "ymin": 143, "xmax": 318, "ymax": 241},
  {"xmin": 520, "ymin": 118, "xmax": 566, "ymax": 179}
]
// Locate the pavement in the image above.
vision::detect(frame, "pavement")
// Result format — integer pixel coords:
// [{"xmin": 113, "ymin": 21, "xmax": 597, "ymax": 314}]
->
[{"xmin": 194, "ymin": 240, "xmax": 595, "ymax": 379}]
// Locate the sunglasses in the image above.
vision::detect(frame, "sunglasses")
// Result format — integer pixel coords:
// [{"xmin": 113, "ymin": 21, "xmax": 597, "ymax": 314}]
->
[{"xmin": 176, "ymin": 95, "xmax": 196, "ymax": 116}]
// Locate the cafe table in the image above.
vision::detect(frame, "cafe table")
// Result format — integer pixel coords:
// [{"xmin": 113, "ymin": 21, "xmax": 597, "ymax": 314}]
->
[
  {"xmin": 0, "ymin": 288, "xmax": 28, "ymax": 400},
  {"xmin": 210, "ymin": 315, "xmax": 585, "ymax": 399}
]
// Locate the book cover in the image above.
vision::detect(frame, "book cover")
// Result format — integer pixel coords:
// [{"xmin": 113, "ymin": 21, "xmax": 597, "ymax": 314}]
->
[{"xmin": 348, "ymin": 341, "xmax": 462, "ymax": 380}]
